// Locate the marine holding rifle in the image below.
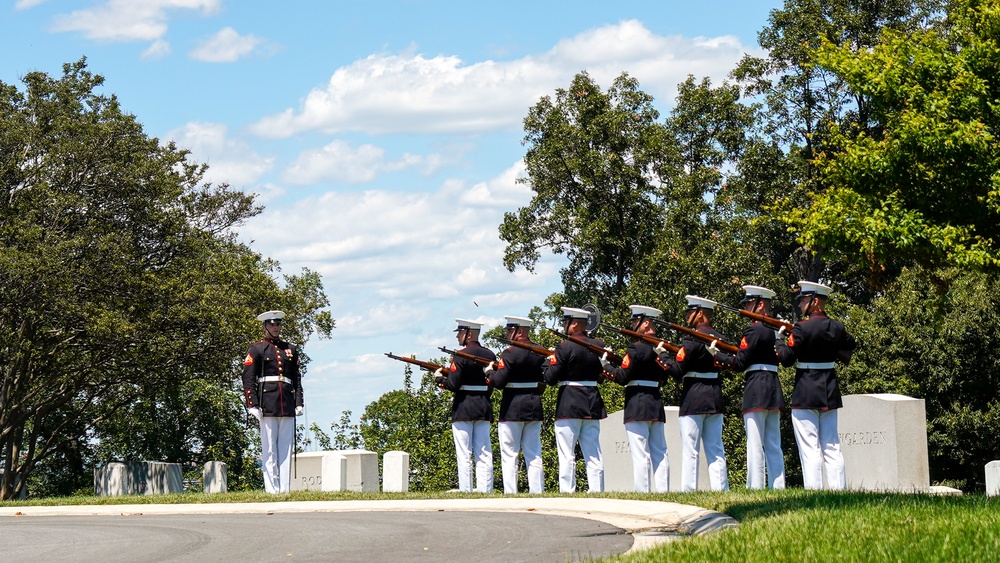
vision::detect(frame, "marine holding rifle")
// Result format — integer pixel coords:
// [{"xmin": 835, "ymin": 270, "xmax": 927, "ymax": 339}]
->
[
  {"xmin": 711, "ymin": 285, "xmax": 786, "ymax": 490},
  {"xmin": 600, "ymin": 305, "xmax": 671, "ymax": 492},
  {"xmin": 484, "ymin": 316, "xmax": 546, "ymax": 494},
  {"xmin": 437, "ymin": 318, "xmax": 496, "ymax": 493},
  {"xmin": 775, "ymin": 281, "xmax": 856, "ymax": 490},
  {"xmin": 543, "ymin": 307, "xmax": 608, "ymax": 493},
  {"xmin": 658, "ymin": 296, "xmax": 730, "ymax": 492}
]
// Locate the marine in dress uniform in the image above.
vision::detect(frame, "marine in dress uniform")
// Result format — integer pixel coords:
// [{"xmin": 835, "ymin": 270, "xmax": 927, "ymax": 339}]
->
[
  {"xmin": 485, "ymin": 316, "xmax": 545, "ymax": 494},
  {"xmin": 659, "ymin": 296, "xmax": 730, "ymax": 492},
  {"xmin": 436, "ymin": 318, "xmax": 496, "ymax": 493},
  {"xmin": 600, "ymin": 305, "xmax": 671, "ymax": 492},
  {"xmin": 712, "ymin": 286, "xmax": 787, "ymax": 490},
  {"xmin": 543, "ymin": 307, "xmax": 608, "ymax": 493},
  {"xmin": 775, "ymin": 281, "xmax": 857, "ymax": 490},
  {"xmin": 242, "ymin": 310, "xmax": 304, "ymax": 494}
]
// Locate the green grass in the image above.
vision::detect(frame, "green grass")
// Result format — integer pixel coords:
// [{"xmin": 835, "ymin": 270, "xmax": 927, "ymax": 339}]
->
[{"xmin": 3, "ymin": 489, "xmax": 998, "ymax": 561}]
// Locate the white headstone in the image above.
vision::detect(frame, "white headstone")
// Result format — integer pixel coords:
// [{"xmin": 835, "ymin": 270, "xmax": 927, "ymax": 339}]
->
[
  {"xmin": 94, "ymin": 461, "xmax": 183, "ymax": 495},
  {"xmin": 598, "ymin": 407, "xmax": 708, "ymax": 492},
  {"xmin": 94, "ymin": 462, "xmax": 127, "ymax": 496},
  {"xmin": 383, "ymin": 451, "xmax": 409, "ymax": 492},
  {"xmin": 986, "ymin": 460, "xmax": 1000, "ymax": 497},
  {"xmin": 339, "ymin": 449, "xmax": 380, "ymax": 492},
  {"xmin": 291, "ymin": 451, "xmax": 348, "ymax": 491},
  {"xmin": 145, "ymin": 461, "xmax": 184, "ymax": 494},
  {"xmin": 839, "ymin": 394, "xmax": 930, "ymax": 492},
  {"xmin": 203, "ymin": 461, "xmax": 228, "ymax": 494}
]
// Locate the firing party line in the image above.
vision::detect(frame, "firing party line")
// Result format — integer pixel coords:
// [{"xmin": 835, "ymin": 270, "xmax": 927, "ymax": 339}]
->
[{"xmin": 382, "ymin": 280, "xmax": 856, "ymax": 495}]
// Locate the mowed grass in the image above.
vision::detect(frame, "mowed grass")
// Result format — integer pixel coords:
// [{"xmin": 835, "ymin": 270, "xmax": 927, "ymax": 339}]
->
[
  {"xmin": 608, "ymin": 489, "xmax": 1000, "ymax": 563},
  {"xmin": 2, "ymin": 488, "xmax": 998, "ymax": 561}
]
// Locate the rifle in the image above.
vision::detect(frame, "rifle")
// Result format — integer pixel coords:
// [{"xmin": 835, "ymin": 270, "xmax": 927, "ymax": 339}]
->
[
  {"xmin": 599, "ymin": 323, "xmax": 682, "ymax": 355},
  {"xmin": 439, "ymin": 346, "xmax": 495, "ymax": 368},
  {"xmin": 716, "ymin": 303, "xmax": 794, "ymax": 332},
  {"xmin": 653, "ymin": 320, "xmax": 740, "ymax": 354},
  {"xmin": 546, "ymin": 328, "xmax": 624, "ymax": 365},
  {"xmin": 384, "ymin": 352, "xmax": 449, "ymax": 374},
  {"xmin": 498, "ymin": 337, "xmax": 554, "ymax": 358}
]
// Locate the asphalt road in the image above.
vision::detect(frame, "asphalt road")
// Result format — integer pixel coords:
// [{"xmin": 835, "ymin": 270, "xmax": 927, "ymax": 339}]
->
[{"xmin": 6, "ymin": 511, "xmax": 634, "ymax": 562}]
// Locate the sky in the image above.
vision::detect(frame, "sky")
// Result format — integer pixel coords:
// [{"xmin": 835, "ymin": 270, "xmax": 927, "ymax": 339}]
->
[{"xmin": 1, "ymin": 0, "xmax": 784, "ymax": 436}]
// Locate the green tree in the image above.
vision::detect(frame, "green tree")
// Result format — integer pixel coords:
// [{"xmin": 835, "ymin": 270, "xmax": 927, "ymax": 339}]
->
[
  {"xmin": 0, "ymin": 59, "xmax": 333, "ymax": 498},
  {"xmin": 792, "ymin": 0, "xmax": 1000, "ymax": 278}
]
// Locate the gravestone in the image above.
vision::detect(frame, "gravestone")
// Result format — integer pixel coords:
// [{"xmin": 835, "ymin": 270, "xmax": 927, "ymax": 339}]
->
[
  {"xmin": 839, "ymin": 394, "xmax": 930, "ymax": 492},
  {"xmin": 339, "ymin": 449, "xmax": 380, "ymax": 492},
  {"xmin": 598, "ymin": 407, "xmax": 708, "ymax": 492},
  {"xmin": 203, "ymin": 461, "xmax": 227, "ymax": 493},
  {"xmin": 383, "ymin": 451, "xmax": 409, "ymax": 492},
  {"xmin": 986, "ymin": 461, "xmax": 1000, "ymax": 497},
  {"xmin": 291, "ymin": 451, "xmax": 348, "ymax": 491},
  {"xmin": 94, "ymin": 461, "xmax": 184, "ymax": 496}
]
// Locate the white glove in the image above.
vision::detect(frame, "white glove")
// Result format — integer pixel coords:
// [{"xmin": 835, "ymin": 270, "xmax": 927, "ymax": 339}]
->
[
  {"xmin": 707, "ymin": 340, "xmax": 719, "ymax": 357},
  {"xmin": 295, "ymin": 406, "xmax": 304, "ymax": 417},
  {"xmin": 545, "ymin": 354, "xmax": 556, "ymax": 364},
  {"xmin": 777, "ymin": 326, "xmax": 787, "ymax": 339},
  {"xmin": 486, "ymin": 361, "xmax": 496, "ymax": 371},
  {"xmin": 600, "ymin": 351, "xmax": 611, "ymax": 369},
  {"xmin": 654, "ymin": 341, "xmax": 667, "ymax": 355},
  {"xmin": 434, "ymin": 368, "xmax": 445, "ymax": 377},
  {"xmin": 248, "ymin": 407, "xmax": 262, "ymax": 421}
]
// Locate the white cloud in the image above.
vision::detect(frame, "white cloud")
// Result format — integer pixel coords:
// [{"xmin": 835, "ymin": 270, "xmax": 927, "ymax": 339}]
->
[
  {"xmin": 250, "ymin": 20, "xmax": 757, "ymax": 137},
  {"xmin": 164, "ymin": 122, "xmax": 274, "ymax": 188},
  {"xmin": 281, "ymin": 140, "xmax": 443, "ymax": 185},
  {"xmin": 15, "ymin": 0, "xmax": 46, "ymax": 9},
  {"xmin": 50, "ymin": 0, "xmax": 221, "ymax": 42},
  {"xmin": 190, "ymin": 27, "xmax": 267, "ymax": 62},
  {"xmin": 141, "ymin": 38, "xmax": 172, "ymax": 59}
]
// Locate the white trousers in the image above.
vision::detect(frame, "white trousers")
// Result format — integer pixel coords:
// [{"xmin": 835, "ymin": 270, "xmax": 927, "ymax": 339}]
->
[
  {"xmin": 744, "ymin": 410, "xmax": 785, "ymax": 489},
  {"xmin": 452, "ymin": 420, "xmax": 493, "ymax": 492},
  {"xmin": 554, "ymin": 419, "xmax": 603, "ymax": 493},
  {"xmin": 498, "ymin": 421, "xmax": 544, "ymax": 494},
  {"xmin": 678, "ymin": 414, "xmax": 729, "ymax": 492},
  {"xmin": 624, "ymin": 421, "xmax": 669, "ymax": 492},
  {"xmin": 259, "ymin": 416, "xmax": 294, "ymax": 494},
  {"xmin": 792, "ymin": 408, "xmax": 845, "ymax": 490}
]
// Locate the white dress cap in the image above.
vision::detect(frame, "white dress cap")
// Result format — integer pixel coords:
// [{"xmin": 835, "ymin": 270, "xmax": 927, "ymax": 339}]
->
[
  {"xmin": 684, "ymin": 295, "xmax": 718, "ymax": 310},
  {"xmin": 561, "ymin": 307, "xmax": 591, "ymax": 319},
  {"xmin": 504, "ymin": 316, "xmax": 533, "ymax": 327},
  {"xmin": 629, "ymin": 305, "xmax": 662, "ymax": 318},
  {"xmin": 742, "ymin": 285, "xmax": 776, "ymax": 299},
  {"xmin": 454, "ymin": 318, "xmax": 483, "ymax": 331},
  {"xmin": 256, "ymin": 310, "xmax": 286, "ymax": 322},
  {"xmin": 796, "ymin": 281, "xmax": 833, "ymax": 297}
]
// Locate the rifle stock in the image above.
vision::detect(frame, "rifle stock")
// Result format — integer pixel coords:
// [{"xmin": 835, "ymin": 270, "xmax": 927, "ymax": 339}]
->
[
  {"xmin": 439, "ymin": 346, "xmax": 494, "ymax": 368},
  {"xmin": 384, "ymin": 352, "xmax": 448, "ymax": 374},
  {"xmin": 656, "ymin": 320, "xmax": 740, "ymax": 354},
  {"xmin": 546, "ymin": 328, "xmax": 624, "ymax": 365},
  {"xmin": 600, "ymin": 323, "xmax": 681, "ymax": 355},
  {"xmin": 717, "ymin": 303, "xmax": 794, "ymax": 332},
  {"xmin": 498, "ymin": 337, "xmax": 554, "ymax": 357}
]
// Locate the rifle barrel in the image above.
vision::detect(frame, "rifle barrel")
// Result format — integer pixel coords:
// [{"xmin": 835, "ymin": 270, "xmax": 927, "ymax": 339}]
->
[
  {"xmin": 547, "ymin": 328, "xmax": 624, "ymax": 365},
  {"xmin": 600, "ymin": 323, "xmax": 681, "ymax": 354}
]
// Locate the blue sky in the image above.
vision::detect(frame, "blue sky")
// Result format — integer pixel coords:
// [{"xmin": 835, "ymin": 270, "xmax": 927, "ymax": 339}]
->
[{"xmin": 2, "ymin": 0, "xmax": 783, "ymax": 437}]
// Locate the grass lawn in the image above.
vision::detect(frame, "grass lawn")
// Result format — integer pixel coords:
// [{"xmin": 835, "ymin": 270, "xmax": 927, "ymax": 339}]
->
[{"xmin": 2, "ymin": 488, "xmax": 997, "ymax": 561}]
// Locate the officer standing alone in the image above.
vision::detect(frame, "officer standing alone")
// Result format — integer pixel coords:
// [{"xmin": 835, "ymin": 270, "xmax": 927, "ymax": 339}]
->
[
  {"xmin": 776, "ymin": 281, "xmax": 856, "ymax": 490},
  {"xmin": 242, "ymin": 310, "xmax": 304, "ymax": 494},
  {"xmin": 486, "ymin": 316, "xmax": 546, "ymax": 494}
]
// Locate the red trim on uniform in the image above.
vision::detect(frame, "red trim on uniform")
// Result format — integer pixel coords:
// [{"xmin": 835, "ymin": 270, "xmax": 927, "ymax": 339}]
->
[
  {"xmin": 621, "ymin": 354, "xmax": 631, "ymax": 369},
  {"xmin": 675, "ymin": 347, "xmax": 686, "ymax": 362},
  {"xmin": 740, "ymin": 336, "xmax": 748, "ymax": 349}
]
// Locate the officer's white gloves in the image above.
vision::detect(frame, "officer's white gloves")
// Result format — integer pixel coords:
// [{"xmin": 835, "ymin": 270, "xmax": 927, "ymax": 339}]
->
[
  {"xmin": 707, "ymin": 340, "xmax": 719, "ymax": 357},
  {"xmin": 654, "ymin": 341, "xmax": 667, "ymax": 355},
  {"xmin": 599, "ymin": 351, "xmax": 612, "ymax": 369},
  {"xmin": 486, "ymin": 361, "xmax": 496, "ymax": 371},
  {"xmin": 777, "ymin": 326, "xmax": 787, "ymax": 339},
  {"xmin": 248, "ymin": 407, "xmax": 263, "ymax": 421},
  {"xmin": 295, "ymin": 406, "xmax": 304, "ymax": 417},
  {"xmin": 433, "ymin": 367, "xmax": 446, "ymax": 387}
]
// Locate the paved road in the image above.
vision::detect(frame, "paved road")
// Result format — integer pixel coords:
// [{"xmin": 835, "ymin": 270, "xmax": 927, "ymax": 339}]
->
[{"xmin": 7, "ymin": 511, "xmax": 632, "ymax": 562}]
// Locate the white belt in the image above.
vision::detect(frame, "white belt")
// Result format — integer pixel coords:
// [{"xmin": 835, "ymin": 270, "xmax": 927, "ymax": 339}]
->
[
  {"xmin": 505, "ymin": 382, "xmax": 539, "ymax": 389},
  {"xmin": 260, "ymin": 376, "xmax": 292, "ymax": 385},
  {"xmin": 459, "ymin": 385, "xmax": 489, "ymax": 392},
  {"xmin": 796, "ymin": 362, "xmax": 835, "ymax": 370},
  {"xmin": 747, "ymin": 364, "xmax": 779, "ymax": 372},
  {"xmin": 626, "ymin": 380, "xmax": 659, "ymax": 387},
  {"xmin": 684, "ymin": 371, "xmax": 718, "ymax": 379},
  {"xmin": 559, "ymin": 381, "xmax": 598, "ymax": 387}
]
